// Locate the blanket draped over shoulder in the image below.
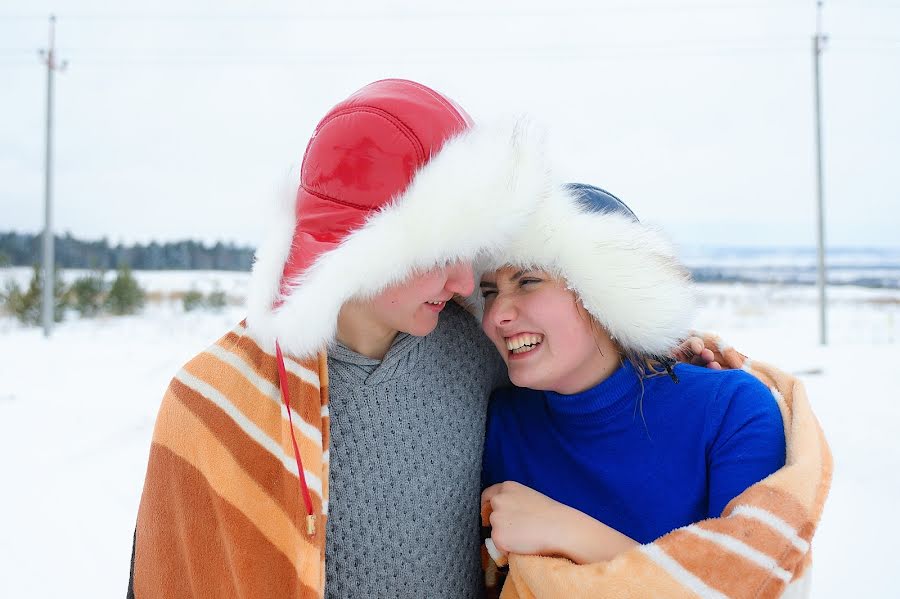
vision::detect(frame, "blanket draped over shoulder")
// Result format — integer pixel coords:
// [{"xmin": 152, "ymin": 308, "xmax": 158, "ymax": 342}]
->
[
  {"xmin": 130, "ymin": 322, "xmax": 830, "ymax": 599},
  {"xmin": 482, "ymin": 335, "xmax": 832, "ymax": 599},
  {"xmin": 130, "ymin": 321, "xmax": 330, "ymax": 598}
]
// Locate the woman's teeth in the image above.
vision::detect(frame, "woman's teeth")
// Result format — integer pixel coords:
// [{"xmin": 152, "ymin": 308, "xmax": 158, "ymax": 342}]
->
[
  {"xmin": 427, "ymin": 301, "xmax": 444, "ymax": 305},
  {"xmin": 506, "ymin": 333, "xmax": 544, "ymax": 354}
]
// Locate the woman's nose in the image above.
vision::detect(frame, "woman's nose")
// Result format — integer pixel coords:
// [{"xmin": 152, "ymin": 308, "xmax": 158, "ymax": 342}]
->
[{"xmin": 488, "ymin": 294, "xmax": 517, "ymax": 326}]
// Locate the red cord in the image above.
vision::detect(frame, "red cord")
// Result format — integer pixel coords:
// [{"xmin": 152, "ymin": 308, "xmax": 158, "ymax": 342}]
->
[{"xmin": 275, "ymin": 341, "xmax": 316, "ymax": 523}]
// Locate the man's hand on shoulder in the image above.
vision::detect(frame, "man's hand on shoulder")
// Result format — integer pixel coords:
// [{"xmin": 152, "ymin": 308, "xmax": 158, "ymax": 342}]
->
[{"xmin": 671, "ymin": 335, "xmax": 722, "ymax": 370}]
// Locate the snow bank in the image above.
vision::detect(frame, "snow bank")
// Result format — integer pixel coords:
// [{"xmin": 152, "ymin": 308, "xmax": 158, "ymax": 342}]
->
[{"xmin": 0, "ymin": 268, "xmax": 897, "ymax": 597}]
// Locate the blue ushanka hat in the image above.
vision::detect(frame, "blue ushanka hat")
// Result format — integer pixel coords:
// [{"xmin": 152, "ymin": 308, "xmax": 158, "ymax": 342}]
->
[{"xmin": 473, "ymin": 182, "xmax": 696, "ymax": 358}]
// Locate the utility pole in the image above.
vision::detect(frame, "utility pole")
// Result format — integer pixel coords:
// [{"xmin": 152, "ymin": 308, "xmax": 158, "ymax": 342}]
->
[
  {"xmin": 39, "ymin": 15, "xmax": 66, "ymax": 338},
  {"xmin": 813, "ymin": 0, "xmax": 828, "ymax": 345}
]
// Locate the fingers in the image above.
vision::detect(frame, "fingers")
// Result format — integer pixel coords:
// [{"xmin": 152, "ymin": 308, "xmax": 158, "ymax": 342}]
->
[
  {"xmin": 488, "ymin": 512, "xmax": 511, "ymax": 555},
  {"xmin": 483, "ymin": 481, "xmax": 518, "ymax": 507},
  {"xmin": 482, "ymin": 481, "xmax": 526, "ymax": 519},
  {"xmin": 481, "ymin": 483, "xmax": 503, "ymax": 508},
  {"xmin": 688, "ymin": 348, "xmax": 717, "ymax": 366},
  {"xmin": 689, "ymin": 337, "xmax": 705, "ymax": 356},
  {"xmin": 485, "ymin": 537, "xmax": 508, "ymax": 567},
  {"xmin": 671, "ymin": 336, "xmax": 705, "ymax": 362}
]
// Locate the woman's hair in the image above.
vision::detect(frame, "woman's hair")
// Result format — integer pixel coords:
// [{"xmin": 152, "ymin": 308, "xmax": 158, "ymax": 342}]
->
[
  {"xmin": 572, "ymin": 280, "xmax": 675, "ymax": 376},
  {"xmin": 575, "ymin": 290, "xmax": 676, "ymax": 438}
]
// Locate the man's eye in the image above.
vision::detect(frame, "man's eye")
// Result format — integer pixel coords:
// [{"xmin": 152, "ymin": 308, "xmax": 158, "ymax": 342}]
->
[
  {"xmin": 520, "ymin": 278, "xmax": 541, "ymax": 287},
  {"xmin": 481, "ymin": 290, "xmax": 497, "ymax": 299}
]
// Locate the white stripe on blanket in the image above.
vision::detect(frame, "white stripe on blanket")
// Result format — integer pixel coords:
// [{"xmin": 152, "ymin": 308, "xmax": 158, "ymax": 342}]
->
[
  {"xmin": 206, "ymin": 344, "xmax": 324, "ymax": 448},
  {"xmin": 780, "ymin": 566, "xmax": 813, "ymax": 599},
  {"xmin": 684, "ymin": 525, "xmax": 792, "ymax": 583},
  {"xmin": 731, "ymin": 504, "xmax": 810, "ymax": 553},
  {"xmin": 639, "ymin": 544, "xmax": 730, "ymax": 599},
  {"xmin": 235, "ymin": 321, "xmax": 321, "ymax": 390},
  {"xmin": 175, "ymin": 369, "xmax": 325, "ymax": 503}
]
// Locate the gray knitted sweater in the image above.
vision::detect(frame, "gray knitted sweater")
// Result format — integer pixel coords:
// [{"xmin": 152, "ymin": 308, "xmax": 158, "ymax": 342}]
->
[{"xmin": 324, "ymin": 302, "xmax": 507, "ymax": 599}]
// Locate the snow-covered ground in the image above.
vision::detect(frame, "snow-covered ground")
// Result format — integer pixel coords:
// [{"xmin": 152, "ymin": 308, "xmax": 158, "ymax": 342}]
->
[{"xmin": 1, "ymin": 268, "xmax": 898, "ymax": 597}]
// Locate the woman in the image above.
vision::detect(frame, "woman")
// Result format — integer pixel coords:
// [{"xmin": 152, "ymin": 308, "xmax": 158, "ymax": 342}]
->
[
  {"xmin": 474, "ymin": 185, "xmax": 830, "ymax": 599},
  {"xmin": 478, "ymin": 183, "xmax": 786, "ymax": 565}
]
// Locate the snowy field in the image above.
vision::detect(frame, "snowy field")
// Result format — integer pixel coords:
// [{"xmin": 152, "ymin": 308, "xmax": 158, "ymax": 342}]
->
[{"xmin": 1, "ymin": 268, "xmax": 898, "ymax": 598}]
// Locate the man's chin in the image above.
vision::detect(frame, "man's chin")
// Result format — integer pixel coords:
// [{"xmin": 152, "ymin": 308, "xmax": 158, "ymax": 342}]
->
[{"xmin": 403, "ymin": 317, "xmax": 440, "ymax": 338}]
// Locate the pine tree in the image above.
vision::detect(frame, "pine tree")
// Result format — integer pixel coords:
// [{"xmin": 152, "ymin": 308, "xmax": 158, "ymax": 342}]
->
[
  {"xmin": 70, "ymin": 270, "xmax": 107, "ymax": 317},
  {"xmin": 1, "ymin": 264, "xmax": 67, "ymax": 324},
  {"xmin": 182, "ymin": 290, "xmax": 204, "ymax": 312},
  {"xmin": 105, "ymin": 266, "xmax": 145, "ymax": 315}
]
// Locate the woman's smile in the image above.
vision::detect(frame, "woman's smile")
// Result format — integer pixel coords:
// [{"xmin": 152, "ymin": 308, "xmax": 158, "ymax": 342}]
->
[{"xmin": 505, "ymin": 332, "xmax": 545, "ymax": 358}]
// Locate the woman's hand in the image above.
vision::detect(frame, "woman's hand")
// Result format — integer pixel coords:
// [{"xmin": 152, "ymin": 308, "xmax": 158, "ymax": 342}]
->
[
  {"xmin": 481, "ymin": 481, "xmax": 638, "ymax": 564},
  {"xmin": 481, "ymin": 481, "xmax": 568, "ymax": 557}
]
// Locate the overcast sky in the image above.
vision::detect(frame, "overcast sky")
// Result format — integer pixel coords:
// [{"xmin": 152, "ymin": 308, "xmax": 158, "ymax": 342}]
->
[{"xmin": 2, "ymin": 0, "xmax": 899, "ymax": 248}]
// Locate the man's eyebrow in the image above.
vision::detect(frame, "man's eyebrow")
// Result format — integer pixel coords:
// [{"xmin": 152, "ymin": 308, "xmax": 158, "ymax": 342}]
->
[
  {"xmin": 479, "ymin": 280, "xmax": 497, "ymax": 288},
  {"xmin": 510, "ymin": 270, "xmax": 527, "ymax": 281}
]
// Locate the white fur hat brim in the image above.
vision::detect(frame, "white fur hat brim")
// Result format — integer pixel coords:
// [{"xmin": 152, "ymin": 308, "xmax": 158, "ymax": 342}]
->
[
  {"xmin": 246, "ymin": 120, "xmax": 548, "ymax": 358},
  {"xmin": 472, "ymin": 183, "xmax": 695, "ymax": 358}
]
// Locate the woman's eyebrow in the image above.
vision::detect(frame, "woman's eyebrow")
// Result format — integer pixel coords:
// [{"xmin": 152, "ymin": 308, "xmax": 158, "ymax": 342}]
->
[{"xmin": 480, "ymin": 270, "xmax": 530, "ymax": 289}]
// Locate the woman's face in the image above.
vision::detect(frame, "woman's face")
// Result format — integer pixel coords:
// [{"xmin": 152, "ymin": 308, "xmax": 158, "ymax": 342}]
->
[{"xmin": 480, "ymin": 266, "xmax": 618, "ymax": 394}]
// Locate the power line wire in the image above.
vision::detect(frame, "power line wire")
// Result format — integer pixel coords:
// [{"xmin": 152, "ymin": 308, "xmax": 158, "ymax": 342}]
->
[
  {"xmin": 0, "ymin": 4, "xmax": 818, "ymax": 22},
  {"xmin": 9, "ymin": 36, "xmax": 900, "ymax": 67}
]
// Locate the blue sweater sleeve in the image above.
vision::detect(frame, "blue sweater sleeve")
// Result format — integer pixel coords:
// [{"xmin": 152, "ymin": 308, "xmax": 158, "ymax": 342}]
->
[{"xmin": 707, "ymin": 372, "xmax": 787, "ymax": 517}]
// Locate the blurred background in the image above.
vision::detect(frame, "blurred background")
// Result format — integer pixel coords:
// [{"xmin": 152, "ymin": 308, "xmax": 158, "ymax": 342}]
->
[{"xmin": 1, "ymin": 1, "xmax": 898, "ymax": 597}]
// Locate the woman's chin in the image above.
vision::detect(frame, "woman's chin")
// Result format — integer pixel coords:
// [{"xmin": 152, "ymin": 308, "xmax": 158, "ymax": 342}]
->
[{"xmin": 509, "ymin": 368, "xmax": 550, "ymax": 392}]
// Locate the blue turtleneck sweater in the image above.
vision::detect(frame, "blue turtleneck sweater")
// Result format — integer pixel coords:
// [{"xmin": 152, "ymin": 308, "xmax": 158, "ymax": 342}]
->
[{"xmin": 482, "ymin": 362, "xmax": 786, "ymax": 544}]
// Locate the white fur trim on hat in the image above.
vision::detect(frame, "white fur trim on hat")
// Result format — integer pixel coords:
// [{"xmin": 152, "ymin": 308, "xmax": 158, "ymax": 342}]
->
[
  {"xmin": 246, "ymin": 120, "xmax": 548, "ymax": 358},
  {"xmin": 471, "ymin": 184, "xmax": 696, "ymax": 357}
]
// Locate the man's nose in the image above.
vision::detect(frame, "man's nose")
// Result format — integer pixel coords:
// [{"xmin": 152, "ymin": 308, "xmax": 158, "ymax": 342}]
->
[{"xmin": 445, "ymin": 261, "xmax": 475, "ymax": 297}]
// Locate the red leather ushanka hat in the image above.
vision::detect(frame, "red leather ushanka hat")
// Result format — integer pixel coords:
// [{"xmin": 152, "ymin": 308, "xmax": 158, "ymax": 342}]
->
[{"xmin": 246, "ymin": 79, "xmax": 546, "ymax": 358}]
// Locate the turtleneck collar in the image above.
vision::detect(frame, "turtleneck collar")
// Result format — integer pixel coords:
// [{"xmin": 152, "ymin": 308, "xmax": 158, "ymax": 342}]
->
[{"xmin": 543, "ymin": 360, "xmax": 642, "ymax": 426}]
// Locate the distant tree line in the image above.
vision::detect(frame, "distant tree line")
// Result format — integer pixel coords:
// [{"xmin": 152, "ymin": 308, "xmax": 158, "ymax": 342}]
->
[{"xmin": 0, "ymin": 231, "xmax": 254, "ymax": 271}]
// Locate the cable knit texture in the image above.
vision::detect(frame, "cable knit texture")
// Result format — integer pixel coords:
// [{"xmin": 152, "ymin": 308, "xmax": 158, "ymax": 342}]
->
[{"xmin": 325, "ymin": 302, "xmax": 507, "ymax": 599}]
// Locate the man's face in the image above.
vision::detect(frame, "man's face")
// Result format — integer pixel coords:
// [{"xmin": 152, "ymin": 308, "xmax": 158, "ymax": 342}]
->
[{"xmin": 369, "ymin": 261, "xmax": 476, "ymax": 337}]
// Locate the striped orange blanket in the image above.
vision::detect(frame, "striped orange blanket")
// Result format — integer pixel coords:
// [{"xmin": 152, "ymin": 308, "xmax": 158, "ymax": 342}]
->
[
  {"xmin": 483, "ymin": 337, "xmax": 832, "ymax": 599},
  {"xmin": 132, "ymin": 324, "xmax": 830, "ymax": 598},
  {"xmin": 131, "ymin": 321, "xmax": 330, "ymax": 598}
]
